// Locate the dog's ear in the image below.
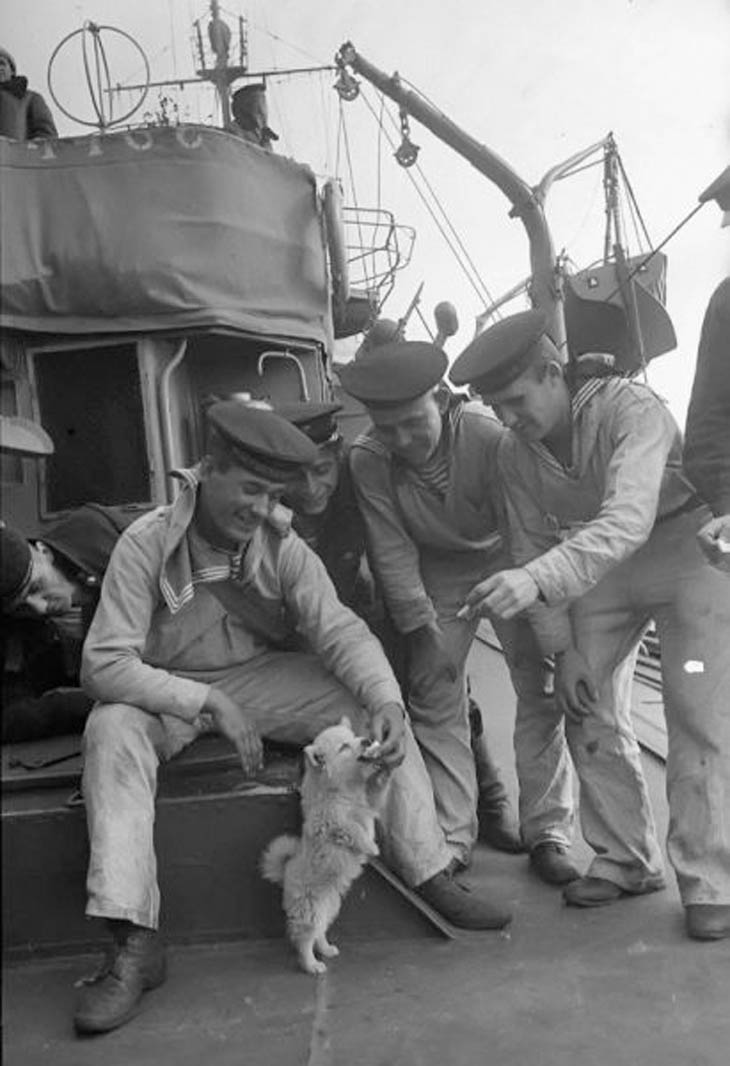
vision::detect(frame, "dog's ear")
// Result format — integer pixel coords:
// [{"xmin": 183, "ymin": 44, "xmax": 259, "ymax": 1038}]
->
[
  {"xmin": 304, "ymin": 744, "xmax": 325, "ymax": 770},
  {"xmin": 339, "ymin": 715, "xmax": 352, "ymax": 731}
]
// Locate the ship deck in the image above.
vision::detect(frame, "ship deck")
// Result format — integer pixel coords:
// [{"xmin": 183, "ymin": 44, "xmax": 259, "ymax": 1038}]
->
[{"xmin": 3, "ymin": 636, "xmax": 729, "ymax": 1066}]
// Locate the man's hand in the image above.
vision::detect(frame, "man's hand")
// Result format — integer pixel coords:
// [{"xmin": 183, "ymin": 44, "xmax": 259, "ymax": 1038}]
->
[
  {"xmin": 696, "ymin": 515, "xmax": 730, "ymax": 572},
  {"xmin": 408, "ymin": 621, "xmax": 457, "ymax": 683},
  {"xmin": 460, "ymin": 568, "xmax": 541, "ymax": 621},
  {"xmin": 368, "ymin": 702, "xmax": 406, "ymax": 768},
  {"xmin": 553, "ymin": 648, "xmax": 598, "ymax": 723},
  {"xmin": 204, "ymin": 689, "xmax": 263, "ymax": 775}
]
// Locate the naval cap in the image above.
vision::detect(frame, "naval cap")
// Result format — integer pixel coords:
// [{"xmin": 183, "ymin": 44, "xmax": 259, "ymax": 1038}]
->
[
  {"xmin": 206, "ymin": 400, "xmax": 318, "ymax": 480},
  {"xmin": 338, "ymin": 341, "xmax": 447, "ymax": 406},
  {"xmin": 449, "ymin": 309, "xmax": 551, "ymax": 394},
  {"xmin": 274, "ymin": 401, "xmax": 343, "ymax": 445}
]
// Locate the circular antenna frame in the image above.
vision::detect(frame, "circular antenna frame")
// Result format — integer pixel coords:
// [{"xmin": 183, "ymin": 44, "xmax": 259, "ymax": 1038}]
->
[{"xmin": 47, "ymin": 22, "xmax": 150, "ymax": 129}]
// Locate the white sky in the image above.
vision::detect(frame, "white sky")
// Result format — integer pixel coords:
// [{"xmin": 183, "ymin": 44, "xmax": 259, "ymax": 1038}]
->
[{"xmin": 2, "ymin": 0, "xmax": 729, "ymax": 424}]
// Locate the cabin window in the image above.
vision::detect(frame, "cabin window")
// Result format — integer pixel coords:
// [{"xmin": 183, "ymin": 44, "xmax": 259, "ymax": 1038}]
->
[{"xmin": 32, "ymin": 344, "xmax": 150, "ymax": 513}]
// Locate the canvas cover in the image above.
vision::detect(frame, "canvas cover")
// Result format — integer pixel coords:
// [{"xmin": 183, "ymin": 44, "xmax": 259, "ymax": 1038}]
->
[{"xmin": 0, "ymin": 126, "xmax": 331, "ymax": 344}]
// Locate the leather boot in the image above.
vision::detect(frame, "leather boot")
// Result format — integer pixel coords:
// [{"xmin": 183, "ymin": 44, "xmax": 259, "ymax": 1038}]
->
[
  {"xmin": 529, "ymin": 842, "xmax": 581, "ymax": 886},
  {"xmin": 469, "ymin": 697, "xmax": 524, "ymax": 853},
  {"xmin": 685, "ymin": 904, "xmax": 730, "ymax": 941},
  {"xmin": 74, "ymin": 920, "xmax": 167, "ymax": 1035},
  {"xmin": 416, "ymin": 866, "xmax": 512, "ymax": 930},
  {"xmin": 563, "ymin": 875, "xmax": 665, "ymax": 908}
]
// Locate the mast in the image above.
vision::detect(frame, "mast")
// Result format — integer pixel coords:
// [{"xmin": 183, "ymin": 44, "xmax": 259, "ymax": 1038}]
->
[{"xmin": 335, "ymin": 42, "xmax": 566, "ymax": 355}]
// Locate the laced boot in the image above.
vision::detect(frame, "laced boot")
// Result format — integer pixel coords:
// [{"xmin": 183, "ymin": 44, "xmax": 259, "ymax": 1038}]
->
[
  {"xmin": 74, "ymin": 920, "xmax": 167, "ymax": 1035},
  {"xmin": 470, "ymin": 698, "xmax": 524, "ymax": 853},
  {"xmin": 416, "ymin": 865, "xmax": 512, "ymax": 930}
]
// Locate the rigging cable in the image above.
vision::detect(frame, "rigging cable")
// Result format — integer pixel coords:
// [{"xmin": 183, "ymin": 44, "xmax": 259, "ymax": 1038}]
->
[
  {"xmin": 377, "ymin": 85, "xmax": 497, "ymax": 307},
  {"xmin": 358, "ymin": 86, "xmax": 497, "ymax": 311}
]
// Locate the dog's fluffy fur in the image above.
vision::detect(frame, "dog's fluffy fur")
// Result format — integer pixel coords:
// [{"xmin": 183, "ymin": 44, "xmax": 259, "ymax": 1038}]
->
[{"xmin": 260, "ymin": 717, "xmax": 389, "ymax": 974}]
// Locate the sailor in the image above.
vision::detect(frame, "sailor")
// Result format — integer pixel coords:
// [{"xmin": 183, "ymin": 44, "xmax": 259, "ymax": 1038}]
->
[
  {"xmin": 0, "ymin": 506, "xmax": 141, "ymax": 741},
  {"xmin": 0, "ymin": 46, "xmax": 57, "ymax": 140},
  {"xmin": 274, "ymin": 400, "xmax": 371, "ymax": 611},
  {"xmin": 340, "ymin": 343, "xmax": 563, "ymax": 872},
  {"xmin": 452, "ymin": 308, "xmax": 730, "ymax": 939},
  {"xmin": 684, "ymin": 165, "xmax": 730, "ymax": 575},
  {"xmin": 229, "ymin": 82, "xmax": 278, "ymax": 151},
  {"xmin": 74, "ymin": 401, "xmax": 512, "ymax": 1036}
]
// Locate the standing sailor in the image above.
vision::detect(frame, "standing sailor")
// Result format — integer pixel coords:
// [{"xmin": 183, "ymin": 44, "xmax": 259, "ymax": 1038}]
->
[
  {"xmin": 452, "ymin": 309, "xmax": 730, "ymax": 939},
  {"xmin": 340, "ymin": 342, "xmax": 573, "ymax": 872}
]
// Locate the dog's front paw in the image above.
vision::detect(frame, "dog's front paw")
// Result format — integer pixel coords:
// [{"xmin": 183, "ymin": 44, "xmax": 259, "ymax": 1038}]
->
[
  {"xmin": 319, "ymin": 942, "xmax": 339, "ymax": 958},
  {"xmin": 302, "ymin": 958, "xmax": 328, "ymax": 975}
]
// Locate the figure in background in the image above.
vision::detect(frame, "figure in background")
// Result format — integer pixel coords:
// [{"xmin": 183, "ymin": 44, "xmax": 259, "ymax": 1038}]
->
[
  {"xmin": 1, "ymin": 506, "xmax": 142, "ymax": 741},
  {"xmin": 340, "ymin": 342, "xmax": 574, "ymax": 877},
  {"xmin": 229, "ymin": 83, "xmax": 278, "ymax": 151},
  {"xmin": 453, "ymin": 309, "xmax": 730, "ymax": 941},
  {"xmin": 684, "ymin": 165, "xmax": 730, "ymax": 573},
  {"xmin": 0, "ymin": 47, "xmax": 57, "ymax": 140}
]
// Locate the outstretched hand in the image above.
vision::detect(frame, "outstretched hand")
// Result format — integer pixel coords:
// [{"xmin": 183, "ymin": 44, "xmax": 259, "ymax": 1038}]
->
[
  {"xmin": 553, "ymin": 648, "xmax": 598, "ymax": 723},
  {"xmin": 205, "ymin": 689, "xmax": 263, "ymax": 775},
  {"xmin": 369, "ymin": 702, "xmax": 406, "ymax": 769},
  {"xmin": 459, "ymin": 568, "xmax": 541, "ymax": 621},
  {"xmin": 696, "ymin": 515, "xmax": 730, "ymax": 572}
]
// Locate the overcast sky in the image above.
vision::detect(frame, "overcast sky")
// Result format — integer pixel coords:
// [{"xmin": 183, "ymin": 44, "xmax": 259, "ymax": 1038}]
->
[{"xmin": 2, "ymin": 0, "xmax": 728, "ymax": 423}]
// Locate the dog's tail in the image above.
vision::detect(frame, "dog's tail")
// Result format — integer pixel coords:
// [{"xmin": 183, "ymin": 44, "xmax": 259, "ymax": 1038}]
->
[{"xmin": 260, "ymin": 834, "xmax": 300, "ymax": 884}]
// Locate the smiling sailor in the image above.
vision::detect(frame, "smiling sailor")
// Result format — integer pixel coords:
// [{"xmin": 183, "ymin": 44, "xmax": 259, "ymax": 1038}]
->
[
  {"xmin": 451, "ymin": 308, "xmax": 730, "ymax": 940},
  {"xmin": 74, "ymin": 400, "xmax": 511, "ymax": 1037},
  {"xmin": 340, "ymin": 338, "xmax": 583, "ymax": 883}
]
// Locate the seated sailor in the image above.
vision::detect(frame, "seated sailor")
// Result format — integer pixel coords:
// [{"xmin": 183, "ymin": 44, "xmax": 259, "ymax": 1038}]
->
[
  {"xmin": 451, "ymin": 308, "xmax": 730, "ymax": 941},
  {"xmin": 74, "ymin": 400, "xmax": 513, "ymax": 1037}
]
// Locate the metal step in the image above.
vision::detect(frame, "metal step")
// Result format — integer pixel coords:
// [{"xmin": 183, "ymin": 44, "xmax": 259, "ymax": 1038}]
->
[{"xmin": 2, "ymin": 735, "xmax": 452, "ymax": 959}]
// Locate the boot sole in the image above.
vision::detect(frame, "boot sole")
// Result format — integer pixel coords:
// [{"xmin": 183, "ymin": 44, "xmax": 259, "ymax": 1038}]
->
[{"xmin": 564, "ymin": 881, "xmax": 666, "ymax": 909}]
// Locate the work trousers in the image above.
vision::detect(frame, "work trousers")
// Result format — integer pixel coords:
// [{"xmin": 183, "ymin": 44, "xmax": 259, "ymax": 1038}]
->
[
  {"xmin": 407, "ymin": 551, "xmax": 570, "ymax": 861},
  {"xmin": 523, "ymin": 506, "xmax": 730, "ymax": 901},
  {"xmin": 82, "ymin": 651, "xmax": 453, "ymax": 930}
]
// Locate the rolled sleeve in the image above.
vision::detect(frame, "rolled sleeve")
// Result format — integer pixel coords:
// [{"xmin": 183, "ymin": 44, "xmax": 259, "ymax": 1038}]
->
[{"xmin": 81, "ymin": 529, "xmax": 210, "ymax": 721}]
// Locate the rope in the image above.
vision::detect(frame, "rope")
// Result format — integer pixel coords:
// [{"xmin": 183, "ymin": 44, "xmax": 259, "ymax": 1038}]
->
[
  {"xmin": 603, "ymin": 201, "xmax": 706, "ymax": 304},
  {"xmin": 358, "ymin": 86, "xmax": 496, "ymax": 309}
]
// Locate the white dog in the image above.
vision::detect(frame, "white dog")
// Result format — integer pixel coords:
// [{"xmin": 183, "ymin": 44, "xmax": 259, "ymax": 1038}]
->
[{"xmin": 260, "ymin": 717, "xmax": 389, "ymax": 974}]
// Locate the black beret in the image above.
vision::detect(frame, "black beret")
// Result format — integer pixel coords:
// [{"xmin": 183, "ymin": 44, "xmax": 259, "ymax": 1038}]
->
[
  {"xmin": 449, "ymin": 309, "xmax": 550, "ymax": 394},
  {"xmin": 338, "ymin": 341, "xmax": 447, "ymax": 406},
  {"xmin": 1, "ymin": 521, "xmax": 33, "ymax": 608},
  {"xmin": 274, "ymin": 401, "xmax": 343, "ymax": 445},
  {"xmin": 206, "ymin": 401, "xmax": 318, "ymax": 480}
]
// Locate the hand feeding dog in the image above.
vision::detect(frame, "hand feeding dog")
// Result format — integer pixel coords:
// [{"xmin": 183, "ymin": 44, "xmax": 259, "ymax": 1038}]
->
[{"xmin": 260, "ymin": 717, "xmax": 390, "ymax": 975}]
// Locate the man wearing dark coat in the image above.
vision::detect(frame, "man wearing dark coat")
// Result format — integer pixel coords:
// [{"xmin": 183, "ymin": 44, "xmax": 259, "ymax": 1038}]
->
[{"xmin": 0, "ymin": 47, "xmax": 57, "ymax": 140}]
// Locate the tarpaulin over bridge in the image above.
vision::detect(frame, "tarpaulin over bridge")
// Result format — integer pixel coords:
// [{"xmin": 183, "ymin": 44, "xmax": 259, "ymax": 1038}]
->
[{"xmin": 0, "ymin": 126, "xmax": 331, "ymax": 345}]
